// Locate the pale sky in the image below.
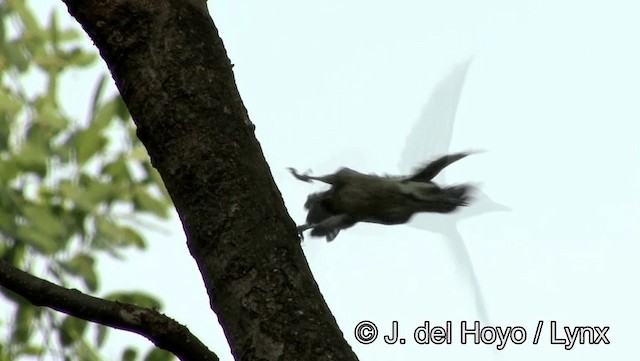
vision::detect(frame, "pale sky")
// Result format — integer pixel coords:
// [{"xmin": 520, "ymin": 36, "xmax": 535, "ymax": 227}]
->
[{"xmin": 23, "ymin": 1, "xmax": 640, "ymax": 360}]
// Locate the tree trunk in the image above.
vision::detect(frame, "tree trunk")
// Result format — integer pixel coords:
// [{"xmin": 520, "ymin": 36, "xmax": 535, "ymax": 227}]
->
[{"xmin": 60, "ymin": 0, "xmax": 358, "ymax": 360}]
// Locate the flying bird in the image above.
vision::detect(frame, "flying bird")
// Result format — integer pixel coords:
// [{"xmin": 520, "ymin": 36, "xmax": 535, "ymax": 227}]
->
[
  {"xmin": 289, "ymin": 152, "xmax": 475, "ymax": 241},
  {"xmin": 398, "ymin": 59, "xmax": 510, "ymax": 324}
]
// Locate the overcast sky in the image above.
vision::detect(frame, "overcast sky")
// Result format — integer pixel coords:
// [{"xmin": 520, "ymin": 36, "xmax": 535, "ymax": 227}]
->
[{"xmin": 29, "ymin": 1, "xmax": 640, "ymax": 360}]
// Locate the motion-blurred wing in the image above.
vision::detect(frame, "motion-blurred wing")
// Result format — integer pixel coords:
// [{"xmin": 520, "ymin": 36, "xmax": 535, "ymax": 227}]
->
[
  {"xmin": 396, "ymin": 58, "xmax": 495, "ymax": 323},
  {"xmin": 398, "ymin": 59, "xmax": 472, "ymax": 174},
  {"xmin": 447, "ymin": 228, "xmax": 489, "ymax": 322}
]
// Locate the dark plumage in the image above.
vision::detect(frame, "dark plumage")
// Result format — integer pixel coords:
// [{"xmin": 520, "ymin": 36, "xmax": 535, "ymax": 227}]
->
[{"xmin": 289, "ymin": 152, "xmax": 475, "ymax": 241}]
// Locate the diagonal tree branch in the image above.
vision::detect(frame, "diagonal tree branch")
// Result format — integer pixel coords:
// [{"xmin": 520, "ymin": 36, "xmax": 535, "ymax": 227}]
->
[{"xmin": 0, "ymin": 259, "xmax": 218, "ymax": 361}]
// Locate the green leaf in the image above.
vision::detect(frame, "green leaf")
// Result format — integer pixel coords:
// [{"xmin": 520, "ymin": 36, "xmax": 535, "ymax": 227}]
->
[
  {"xmin": 21, "ymin": 204, "xmax": 67, "ymax": 239},
  {"xmin": 0, "ymin": 242, "xmax": 25, "ymax": 267},
  {"xmin": 59, "ymin": 316, "xmax": 88, "ymax": 347},
  {"xmin": 13, "ymin": 305, "xmax": 37, "ymax": 344},
  {"xmin": 104, "ymin": 291, "xmax": 162, "ymax": 310},
  {"xmin": 60, "ymin": 253, "xmax": 98, "ymax": 292},
  {"xmin": 60, "ymin": 47, "xmax": 96, "ymax": 67},
  {"xmin": 121, "ymin": 347, "xmax": 138, "ymax": 361},
  {"xmin": 89, "ymin": 75, "xmax": 108, "ymax": 122},
  {"xmin": 130, "ymin": 146, "xmax": 150, "ymax": 161},
  {"xmin": 143, "ymin": 348, "xmax": 174, "ymax": 361},
  {"xmin": 56, "ymin": 29, "xmax": 81, "ymax": 43},
  {"xmin": 4, "ymin": 40, "xmax": 29, "ymax": 72},
  {"xmin": 74, "ymin": 339, "xmax": 103, "ymax": 361},
  {"xmin": 133, "ymin": 187, "xmax": 168, "ymax": 218},
  {"xmin": 94, "ymin": 217, "xmax": 146, "ymax": 249},
  {"xmin": 21, "ymin": 344, "xmax": 44, "ymax": 356},
  {"xmin": 71, "ymin": 126, "xmax": 108, "ymax": 165},
  {"xmin": 57, "ymin": 179, "xmax": 77, "ymax": 203},
  {"xmin": 0, "ymin": 86, "xmax": 23, "ymax": 116},
  {"xmin": 0, "ymin": 211, "xmax": 14, "ymax": 233},
  {"xmin": 32, "ymin": 94, "xmax": 68, "ymax": 131},
  {"xmin": 82, "ymin": 177, "xmax": 115, "ymax": 209},
  {"xmin": 80, "ymin": 174, "xmax": 119, "ymax": 209},
  {"xmin": 140, "ymin": 161, "xmax": 166, "ymax": 189},
  {"xmin": 0, "ymin": 90, "xmax": 22, "ymax": 152},
  {"xmin": 11, "ymin": 0, "xmax": 42, "ymax": 37},
  {"xmin": 48, "ymin": 11, "xmax": 59, "ymax": 53},
  {"xmin": 113, "ymin": 96, "xmax": 130, "ymax": 122},
  {"xmin": 15, "ymin": 227, "xmax": 58, "ymax": 254},
  {"xmin": 95, "ymin": 324, "xmax": 109, "ymax": 348},
  {"xmin": 102, "ymin": 155, "xmax": 132, "ymax": 183},
  {"xmin": 121, "ymin": 227, "xmax": 146, "ymax": 249},
  {"xmin": 93, "ymin": 98, "xmax": 121, "ymax": 133},
  {"xmin": 25, "ymin": 123, "xmax": 50, "ymax": 147},
  {"xmin": 14, "ymin": 140, "xmax": 48, "ymax": 176},
  {"xmin": 0, "ymin": 159, "xmax": 20, "ymax": 184},
  {"xmin": 33, "ymin": 51, "xmax": 63, "ymax": 74}
]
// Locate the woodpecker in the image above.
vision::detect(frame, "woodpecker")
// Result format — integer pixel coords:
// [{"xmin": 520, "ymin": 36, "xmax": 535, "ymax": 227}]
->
[{"xmin": 289, "ymin": 152, "xmax": 475, "ymax": 241}]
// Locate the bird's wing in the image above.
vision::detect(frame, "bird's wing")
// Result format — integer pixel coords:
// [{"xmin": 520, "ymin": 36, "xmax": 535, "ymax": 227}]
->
[
  {"xmin": 396, "ymin": 58, "xmax": 493, "ymax": 323},
  {"xmin": 446, "ymin": 228, "xmax": 490, "ymax": 324},
  {"xmin": 398, "ymin": 58, "xmax": 472, "ymax": 175}
]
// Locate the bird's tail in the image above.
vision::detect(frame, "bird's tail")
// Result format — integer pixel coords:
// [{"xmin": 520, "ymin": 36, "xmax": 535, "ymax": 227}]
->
[{"xmin": 424, "ymin": 184, "xmax": 474, "ymax": 213}]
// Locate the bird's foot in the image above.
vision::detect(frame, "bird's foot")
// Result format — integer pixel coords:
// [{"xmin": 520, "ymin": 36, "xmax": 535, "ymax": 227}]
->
[{"xmin": 288, "ymin": 167, "xmax": 314, "ymax": 183}]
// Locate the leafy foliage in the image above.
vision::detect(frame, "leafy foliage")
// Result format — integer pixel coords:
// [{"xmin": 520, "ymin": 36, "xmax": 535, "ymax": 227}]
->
[{"xmin": 0, "ymin": 1, "xmax": 173, "ymax": 360}]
